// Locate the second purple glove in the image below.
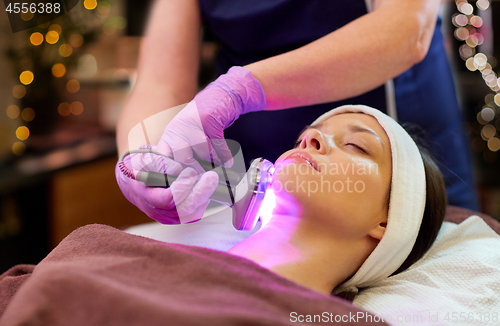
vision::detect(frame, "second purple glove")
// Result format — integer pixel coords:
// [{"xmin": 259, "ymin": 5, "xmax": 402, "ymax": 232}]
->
[{"xmin": 156, "ymin": 66, "xmax": 266, "ymax": 172}]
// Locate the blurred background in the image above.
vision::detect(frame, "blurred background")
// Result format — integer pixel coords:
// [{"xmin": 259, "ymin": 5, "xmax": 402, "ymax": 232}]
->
[{"xmin": 0, "ymin": 0, "xmax": 499, "ymax": 272}]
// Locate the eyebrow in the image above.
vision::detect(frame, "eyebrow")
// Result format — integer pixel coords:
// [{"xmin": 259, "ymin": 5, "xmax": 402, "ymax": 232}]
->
[{"xmin": 297, "ymin": 123, "xmax": 384, "ymax": 148}]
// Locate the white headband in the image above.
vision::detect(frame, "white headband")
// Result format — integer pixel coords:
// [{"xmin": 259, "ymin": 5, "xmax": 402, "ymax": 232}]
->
[{"xmin": 311, "ymin": 105, "xmax": 426, "ymax": 293}]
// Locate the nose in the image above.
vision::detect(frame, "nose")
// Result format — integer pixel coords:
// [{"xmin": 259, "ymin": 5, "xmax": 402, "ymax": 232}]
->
[{"xmin": 298, "ymin": 129, "xmax": 328, "ymax": 154}]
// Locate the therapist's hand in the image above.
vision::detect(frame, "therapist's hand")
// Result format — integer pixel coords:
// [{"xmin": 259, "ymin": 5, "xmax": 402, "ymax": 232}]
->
[
  {"xmin": 115, "ymin": 145, "xmax": 219, "ymax": 224},
  {"xmin": 156, "ymin": 66, "xmax": 266, "ymax": 172}
]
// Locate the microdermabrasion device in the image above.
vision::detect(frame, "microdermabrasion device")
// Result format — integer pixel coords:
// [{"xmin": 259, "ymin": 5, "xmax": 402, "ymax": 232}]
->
[{"xmin": 118, "ymin": 150, "xmax": 274, "ymax": 231}]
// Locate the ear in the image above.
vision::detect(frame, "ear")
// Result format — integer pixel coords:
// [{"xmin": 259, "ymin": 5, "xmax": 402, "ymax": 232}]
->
[{"xmin": 368, "ymin": 221, "xmax": 386, "ymax": 240}]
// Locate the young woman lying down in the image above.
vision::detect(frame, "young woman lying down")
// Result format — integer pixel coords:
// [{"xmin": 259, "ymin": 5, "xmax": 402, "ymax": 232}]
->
[{"xmin": 0, "ymin": 105, "xmax": 447, "ymax": 326}]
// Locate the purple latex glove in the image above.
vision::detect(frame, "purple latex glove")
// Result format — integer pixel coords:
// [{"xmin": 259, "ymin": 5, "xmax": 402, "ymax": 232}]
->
[
  {"xmin": 115, "ymin": 144, "xmax": 219, "ymax": 224},
  {"xmin": 156, "ymin": 66, "xmax": 266, "ymax": 172}
]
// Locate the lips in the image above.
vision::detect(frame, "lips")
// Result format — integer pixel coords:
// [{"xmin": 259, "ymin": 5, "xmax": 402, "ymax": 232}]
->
[{"xmin": 284, "ymin": 151, "xmax": 321, "ymax": 172}]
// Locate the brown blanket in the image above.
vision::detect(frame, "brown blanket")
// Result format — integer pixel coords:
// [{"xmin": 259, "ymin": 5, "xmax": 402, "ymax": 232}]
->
[
  {"xmin": 0, "ymin": 225, "xmax": 388, "ymax": 325},
  {"xmin": 0, "ymin": 206, "xmax": 498, "ymax": 325}
]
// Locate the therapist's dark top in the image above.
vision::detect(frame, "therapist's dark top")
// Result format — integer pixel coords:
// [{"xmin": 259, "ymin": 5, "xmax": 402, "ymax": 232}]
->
[{"xmin": 199, "ymin": 0, "xmax": 478, "ymax": 210}]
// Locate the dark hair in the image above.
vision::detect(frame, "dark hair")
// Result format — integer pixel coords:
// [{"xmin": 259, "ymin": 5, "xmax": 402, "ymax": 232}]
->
[{"xmin": 336, "ymin": 123, "xmax": 447, "ymax": 301}]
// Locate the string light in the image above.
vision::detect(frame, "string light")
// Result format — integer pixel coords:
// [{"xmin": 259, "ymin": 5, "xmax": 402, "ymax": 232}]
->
[
  {"xmin": 69, "ymin": 34, "xmax": 84, "ymax": 48},
  {"xmin": 59, "ymin": 44, "xmax": 73, "ymax": 57},
  {"xmin": 70, "ymin": 102, "xmax": 84, "ymax": 115},
  {"xmin": 46, "ymin": 30, "xmax": 60, "ymax": 44},
  {"xmin": 6, "ymin": 105, "xmax": 20, "ymax": 119},
  {"xmin": 77, "ymin": 54, "xmax": 98, "ymax": 78},
  {"xmin": 12, "ymin": 85, "xmax": 26, "ymax": 99},
  {"xmin": 20, "ymin": 11, "xmax": 34, "ymax": 21},
  {"xmin": 454, "ymin": 0, "xmax": 499, "ymax": 162},
  {"xmin": 49, "ymin": 24, "xmax": 62, "ymax": 34},
  {"xmin": 16, "ymin": 126, "xmax": 30, "ymax": 141},
  {"xmin": 58, "ymin": 102, "xmax": 71, "ymax": 116},
  {"xmin": 98, "ymin": 1, "xmax": 111, "ymax": 15},
  {"xmin": 21, "ymin": 108, "xmax": 35, "ymax": 122},
  {"xmin": 12, "ymin": 142, "xmax": 26, "ymax": 156},
  {"xmin": 30, "ymin": 32, "xmax": 44, "ymax": 46},
  {"xmin": 19, "ymin": 71, "xmax": 34, "ymax": 85},
  {"xmin": 84, "ymin": 0, "xmax": 97, "ymax": 10},
  {"xmin": 11, "ymin": 0, "xmax": 110, "ymax": 156},
  {"xmin": 481, "ymin": 125, "xmax": 496, "ymax": 140},
  {"xmin": 66, "ymin": 79, "xmax": 80, "ymax": 93},
  {"xmin": 103, "ymin": 22, "xmax": 116, "ymax": 35},
  {"xmin": 488, "ymin": 138, "xmax": 500, "ymax": 152},
  {"xmin": 52, "ymin": 63, "xmax": 66, "ymax": 77}
]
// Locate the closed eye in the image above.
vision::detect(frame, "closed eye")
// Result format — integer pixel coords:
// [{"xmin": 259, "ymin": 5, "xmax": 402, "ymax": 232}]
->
[
  {"xmin": 294, "ymin": 139, "xmax": 302, "ymax": 148},
  {"xmin": 346, "ymin": 143, "xmax": 367, "ymax": 153}
]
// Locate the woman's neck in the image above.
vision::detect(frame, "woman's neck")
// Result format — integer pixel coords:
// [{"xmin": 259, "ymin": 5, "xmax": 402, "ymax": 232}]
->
[{"xmin": 228, "ymin": 213, "xmax": 358, "ymax": 295}]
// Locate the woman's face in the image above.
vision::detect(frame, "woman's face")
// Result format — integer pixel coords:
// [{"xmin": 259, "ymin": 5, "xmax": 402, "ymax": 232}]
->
[{"xmin": 272, "ymin": 112, "xmax": 392, "ymax": 238}]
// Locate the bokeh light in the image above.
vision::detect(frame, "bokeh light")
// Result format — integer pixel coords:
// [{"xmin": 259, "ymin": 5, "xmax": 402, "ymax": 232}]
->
[
  {"xmin": 49, "ymin": 24, "xmax": 62, "ymax": 34},
  {"xmin": 16, "ymin": 126, "xmax": 30, "ymax": 141},
  {"xmin": 477, "ymin": 112, "xmax": 488, "ymax": 125},
  {"xmin": 46, "ymin": 31, "xmax": 60, "ymax": 44},
  {"xmin": 481, "ymin": 107, "xmax": 496, "ymax": 122},
  {"xmin": 494, "ymin": 94, "xmax": 500, "ymax": 106},
  {"xmin": 477, "ymin": 0, "xmax": 490, "ymax": 10},
  {"xmin": 58, "ymin": 102, "xmax": 71, "ymax": 116},
  {"xmin": 466, "ymin": 36, "xmax": 477, "ymax": 48},
  {"xmin": 59, "ymin": 44, "xmax": 73, "ymax": 57},
  {"xmin": 453, "ymin": 14, "xmax": 468, "ymax": 27},
  {"xmin": 66, "ymin": 79, "xmax": 81, "ymax": 93},
  {"xmin": 470, "ymin": 33, "xmax": 483, "ymax": 47},
  {"xmin": 21, "ymin": 108, "xmax": 35, "ymax": 122},
  {"xmin": 6, "ymin": 105, "xmax": 20, "ymax": 119},
  {"xmin": 470, "ymin": 16, "xmax": 483, "ymax": 28},
  {"xmin": 12, "ymin": 85, "xmax": 26, "ymax": 99},
  {"xmin": 466, "ymin": 57, "xmax": 477, "ymax": 71},
  {"xmin": 458, "ymin": 2, "xmax": 473, "ymax": 15},
  {"xmin": 459, "ymin": 44, "xmax": 474, "ymax": 60},
  {"xmin": 488, "ymin": 137, "xmax": 500, "ymax": 152},
  {"xmin": 112, "ymin": 17, "xmax": 127, "ymax": 29},
  {"xmin": 19, "ymin": 71, "xmax": 34, "ymax": 85},
  {"xmin": 455, "ymin": 27, "xmax": 469, "ymax": 41},
  {"xmin": 474, "ymin": 53, "xmax": 487, "ymax": 69},
  {"xmin": 103, "ymin": 22, "xmax": 116, "ymax": 35},
  {"xmin": 52, "ymin": 63, "xmax": 66, "ymax": 77},
  {"xmin": 485, "ymin": 74, "xmax": 497, "ymax": 87},
  {"xmin": 70, "ymin": 102, "xmax": 84, "ymax": 115},
  {"xmin": 481, "ymin": 66, "xmax": 493, "ymax": 76},
  {"xmin": 485, "ymin": 94, "xmax": 495, "ymax": 105},
  {"xmin": 481, "ymin": 124, "xmax": 496, "ymax": 140},
  {"xmin": 490, "ymin": 56, "xmax": 498, "ymax": 68},
  {"xmin": 77, "ymin": 54, "xmax": 98, "ymax": 78},
  {"xmin": 20, "ymin": 11, "xmax": 34, "ymax": 21},
  {"xmin": 30, "ymin": 32, "xmax": 44, "ymax": 46},
  {"xmin": 12, "ymin": 142, "xmax": 26, "ymax": 156},
  {"xmin": 98, "ymin": 1, "xmax": 111, "ymax": 14},
  {"xmin": 69, "ymin": 34, "xmax": 84, "ymax": 48},
  {"xmin": 84, "ymin": 0, "xmax": 97, "ymax": 10}
]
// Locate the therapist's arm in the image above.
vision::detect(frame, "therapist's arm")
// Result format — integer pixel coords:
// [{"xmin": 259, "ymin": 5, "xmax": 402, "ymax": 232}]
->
[
  {"xmin": 116, "ymin": 0, "xmax": 201, "ymax": 156},
  {"xmin": 246, "ymin": 0, "xmax": 441, "ymax": 110}
]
